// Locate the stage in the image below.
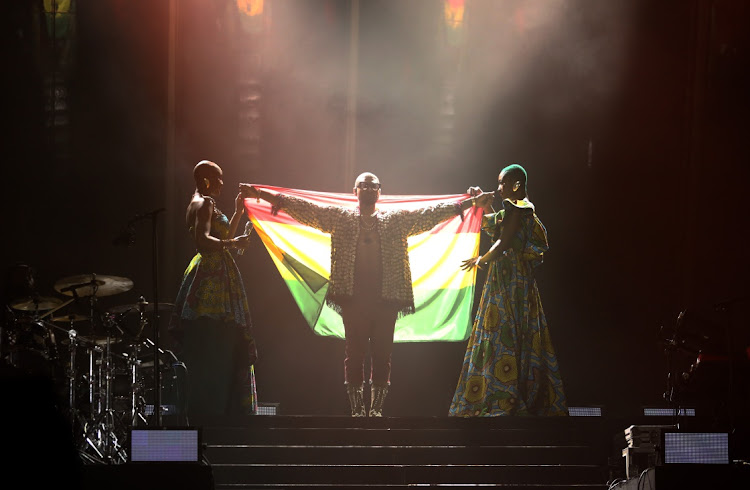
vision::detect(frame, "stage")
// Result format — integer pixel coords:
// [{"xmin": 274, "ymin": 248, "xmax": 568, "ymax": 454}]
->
[{"xmin": 2, "ymin": 370, "xmax": 748, "ymax": 490}]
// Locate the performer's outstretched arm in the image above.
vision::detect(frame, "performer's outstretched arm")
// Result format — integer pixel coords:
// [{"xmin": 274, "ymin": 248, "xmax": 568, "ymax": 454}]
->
[
  {"xmin": 240, "ymin": 184, "xmax": 345, "ymax": 233},
  {"xmin": 396, "ymin": 191, "xmax": 493, "ymax": 237}
]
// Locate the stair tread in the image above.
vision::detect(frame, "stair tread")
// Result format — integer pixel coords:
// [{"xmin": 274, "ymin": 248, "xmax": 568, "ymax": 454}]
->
[{"xmin": 196, "ymin": 416, "xmax": 614, "ymax": 488}]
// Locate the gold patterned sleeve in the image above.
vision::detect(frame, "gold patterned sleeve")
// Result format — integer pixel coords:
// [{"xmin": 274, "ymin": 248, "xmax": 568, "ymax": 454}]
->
[
  {"xmin": 481, "ymin": 212, "xmax": 500, "ymax": 238},
  {"xmin": 391, "ymin": 202, "xmax": 462, "ymax": 237},
  {"xmin": 276, "ymin": 195, "xmax": 345, "ymax": 234}
]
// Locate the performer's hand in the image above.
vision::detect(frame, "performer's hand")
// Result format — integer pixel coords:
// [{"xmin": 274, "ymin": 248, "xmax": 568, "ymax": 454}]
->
[
  {"xmin": 467, "ymin": 186, "xmax": 483, "ymax": 197},
  {"xmin": 239, "ymin": 183, "xmax": 260, "ymax": 200},
  {"xmin": 461, "ymin": 256, "xmax": 485, "ymax": 271},
  {"xmin": 235, "ymin": 192, "xmax": 245, "ymax": 212},
  {"xmin": 474, "ymin": 191, "xmax": 494, "ymax": 211},
  {"xmin": 235, "ymin": 234, "xmax": 252, "ymax": 250}
]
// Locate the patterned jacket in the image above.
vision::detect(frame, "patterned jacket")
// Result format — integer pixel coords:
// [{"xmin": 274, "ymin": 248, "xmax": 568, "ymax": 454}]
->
[{"xmin": 276, "ymin": 195, "xmax": 464, "ymax": 316}]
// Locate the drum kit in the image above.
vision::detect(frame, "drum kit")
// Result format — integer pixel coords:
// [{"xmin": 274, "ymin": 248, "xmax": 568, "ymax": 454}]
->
[{"xmin": 2, "ymin": 272, "xmax": 185, "ymax": 464}]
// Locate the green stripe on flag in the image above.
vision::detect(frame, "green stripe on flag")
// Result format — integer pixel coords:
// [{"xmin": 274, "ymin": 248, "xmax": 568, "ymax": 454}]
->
[{"xmin": 282, "ymin": 281, "xmax": 473, "ymax": 342}]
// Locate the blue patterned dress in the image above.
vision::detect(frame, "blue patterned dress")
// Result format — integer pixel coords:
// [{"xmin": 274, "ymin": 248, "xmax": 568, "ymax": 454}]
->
[
  {"xmin": 170, "ymin": 199, "xmax": 258, "ymax": 415},
  {"xmin": 449, "ymin": 198, "xmax": 567, "ymax": 417}
]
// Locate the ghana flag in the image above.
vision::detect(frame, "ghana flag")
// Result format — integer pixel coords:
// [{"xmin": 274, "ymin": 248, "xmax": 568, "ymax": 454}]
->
[{"xmin": 244, "ymin": 185, "xmax": 482, "ymax": 342}]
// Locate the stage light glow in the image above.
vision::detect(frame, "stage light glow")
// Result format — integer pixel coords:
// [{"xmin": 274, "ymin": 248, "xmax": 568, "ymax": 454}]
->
[
  {"xmin": 237, "ymin": 0, "xmax": 264, "ymax": 17},
  {"xmin": 44, "ymin": 0, "xmax": 72, "ymax": 15},
  {"xmin": 444, "ymin": 0, "xmax": 465, "ymax": 30}
]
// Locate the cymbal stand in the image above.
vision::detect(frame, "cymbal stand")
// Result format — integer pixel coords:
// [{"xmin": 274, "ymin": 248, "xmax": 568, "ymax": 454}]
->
[
  {"xmin": 61, "ymin": 327, "xmax": 97, "ymax": 457},
  {"xmin": 125, "ymin": 341, "xmax": 148, "ymax": 426},
  {"xmin": 79, "ymin": 317, "xmax": 128, "ymax": 463},
  {"xmin": 77, "ymin": 341, "xmax": 103, "ymax": 463},
  {"xmin": 66, "ymin": 328, "xmax": 79, "ymax": 428},
  {"xmin": 133, "ymin": 303, "xmax": 152, "ymax": 425},
  {"xmin": 105, "ymin": 308, "xmax": 148, "ymax": 427}
]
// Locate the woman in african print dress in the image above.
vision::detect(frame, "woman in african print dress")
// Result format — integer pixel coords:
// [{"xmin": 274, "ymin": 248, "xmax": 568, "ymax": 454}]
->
[
  {"xmin": 449, "ymin": 164, "xmax": 567, "ymax": 417},
  {"xmin": 169, "ymin": 160, "xmax": 258, "ymax": 419}
]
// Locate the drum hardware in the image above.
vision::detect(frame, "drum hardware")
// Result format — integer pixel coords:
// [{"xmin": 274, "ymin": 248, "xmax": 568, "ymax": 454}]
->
[
  {"xmin": 4, "ymin": 318, "xmax": 60, "ymax": 378},
  {"xmin": 4, "ymin": 268, "xmax": 183, "ymax": 459},
  {"xmin": 50, "ymin": 314, "xmax": 89, "ymax": 323},
  {"xmin": 50, "ymin": 275, "xmax": 133, "ymax": 463},
  {"xmin": 38, "ymin": 297, "xmax": 76, "ymax": 321},
  {"xmin": 77, "ymin": 317, "xmax": 129, "ymax": 464},
  {"xmin": 136, "ymin": 339, "xmax": 185, "ymax": 425},
  {"xmin": 108, "ymin": 295, "xmax": 178, "ymax": 426},
  {"xmin": 4, "ymin": 269, "xmax": 157, "ymax": 463},
  {"xmin": 60, "ymin": 326, "xmax": 96, "ymax": 440},
  {"xmin": 48, "ymin": 274, "xmax": 132, "ymax": 465},
  {"xmin": 119, "ymin": 314, "xmax": 173, "ymax": 424},
  {"xmin": 121, "ymin": 342, "xmax": 149, "ymax": 426},
  {"xmin": 108, "ymin": 299, "xmax": 174, "ymax": 341},
  {"xmin": 5, "ymin": 297, "xmax": 68, "ymax": 373},
  {"xmin": 10, "ymin": 295, "xmax": 64, "ymax": 312},
  {"xmin": 54, "ymin": 273, "xmax": 134, "ymax": 299},
  {"xmin": 49, "ymin": 316, "xmax": 100, "ymax": 427},
  {"xmin": 3, "ymin": 264, "xmax": 48, "ymax": 365}
]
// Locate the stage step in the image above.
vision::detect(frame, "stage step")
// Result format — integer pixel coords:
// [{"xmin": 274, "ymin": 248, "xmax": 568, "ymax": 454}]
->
[{"xmin": 202, "ymin": 416, "xmax": 611, "ymax": 490}]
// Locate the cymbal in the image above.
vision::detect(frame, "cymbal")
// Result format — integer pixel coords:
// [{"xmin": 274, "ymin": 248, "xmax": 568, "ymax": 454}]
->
[
  {"xmin": 10, "ymin": 296, "xmax": 64, "ymax": 311},
  {"xmin": 109, "ymin": 302, "xmax": 174, "ymax": 315},
  {"xmin": 80, "ymin": 335, "xmax": 122, "ymax": 347},
  {"xmin": 54, "ymin": 274, "xmax": 133, "ymax": 298},
  {"xmin": 50, "ymin": 314, "xmax": 90, "ymax": 323},
  {"xmin": 63, "ymin": 334, "xmax": 122, "ymax": 347}
]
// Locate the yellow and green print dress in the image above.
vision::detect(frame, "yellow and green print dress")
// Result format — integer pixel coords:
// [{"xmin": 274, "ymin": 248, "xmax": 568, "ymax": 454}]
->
[
  {"xmin": 449, "ymin": 198, "xmax": 567, "ymax": 417},
  {"xmin": 171, "ymin": 201, "xmax": 258, "ymax": 414}
]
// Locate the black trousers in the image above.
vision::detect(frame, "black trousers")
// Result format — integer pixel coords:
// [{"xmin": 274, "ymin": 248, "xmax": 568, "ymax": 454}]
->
[{"xmin": 340, "ymin": 302, "xmax": 398, "ymax": 386}]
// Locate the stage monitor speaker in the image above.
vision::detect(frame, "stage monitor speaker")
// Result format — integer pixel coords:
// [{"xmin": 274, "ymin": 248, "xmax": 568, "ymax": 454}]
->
[
  {"xmin": 257, "ymin": 402, "xmax": 280, "ymax": 415},
  {"xmin": 129, "ymin": 427, "xmax": 201, "ymax": 462},
  {"xmin": 662, "ymin": 431, "xmax": 729, "ymax": 464}
]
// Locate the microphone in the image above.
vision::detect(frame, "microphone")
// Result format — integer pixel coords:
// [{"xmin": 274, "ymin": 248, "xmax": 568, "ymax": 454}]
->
[{"xmin": 237, "ymin": 221, "xmax": 253, "ymax": 256}]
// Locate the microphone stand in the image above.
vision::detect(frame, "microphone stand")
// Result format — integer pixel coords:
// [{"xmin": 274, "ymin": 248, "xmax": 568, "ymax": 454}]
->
[
  {"xmin": 150, "ymin": 210, "xmax": 163, "ymax": 427},
  {"xmin": 120, "ymin": 208, "xmax": 165, "ymax": 426}
]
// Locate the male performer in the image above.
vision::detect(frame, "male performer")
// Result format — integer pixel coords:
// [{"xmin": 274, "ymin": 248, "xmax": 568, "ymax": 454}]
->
[{"xmin": 242, "ymin": 173, "xmax": 491, "ymax": 416}]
